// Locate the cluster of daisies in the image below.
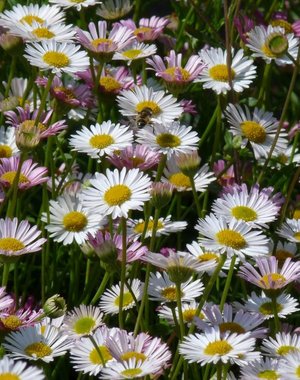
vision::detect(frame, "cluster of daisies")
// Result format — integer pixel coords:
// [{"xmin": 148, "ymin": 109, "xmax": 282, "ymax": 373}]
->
[{"xmin": 0, "ymin": 0, "xmax": 299, "ymax": 379}]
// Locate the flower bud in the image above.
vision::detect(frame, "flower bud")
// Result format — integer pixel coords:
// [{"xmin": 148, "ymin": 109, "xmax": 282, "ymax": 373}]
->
[
  {"xmin": 150, "ymin": 182, "xmax": 174, "ymax": 209},
  {"xmin": 15, "ymin": 121, "xmax": 41, "ymax": 151},
  {"xmin": 175, "ymin": 151, "xmax": 201, "ymax": 177},
  {"xmin": 43, "ymin": 294, "xmax": 67, "ymax": 318}
]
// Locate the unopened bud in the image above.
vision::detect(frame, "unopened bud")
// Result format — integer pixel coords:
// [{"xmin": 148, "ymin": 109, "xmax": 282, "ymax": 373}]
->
[
  {"xmin": 0, "ymin": 31, "xmax": 23, "ymax": 54},
  {"xmin": 176, "ymin": 151, "xmax": 201, "ymax": 177},
  {"xmin": 15, "ymin": 121, "xmax": 41, "ymax": 150},
  {"xmin": 150, "ymin": 182, "xmax": 174, "ymax": 209},
  {"xmin": 43, "ymin": 294, "xmax": 67, "ymax": 318}
]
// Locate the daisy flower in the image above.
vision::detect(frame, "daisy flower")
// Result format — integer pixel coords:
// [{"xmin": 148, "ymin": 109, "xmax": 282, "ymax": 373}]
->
[
  {"xmin": 127, "ymin": 215, "xmax": 187, "ymax": 240},
  {"xmin": 195, "ymin": 213, "xmax": 269, "ymax": 260},
  {"xmin": 196, "ymin": 47, "xmax": 256, "ymax": 94},
  {"xmin": 273, "ymin": 241, "xmax": 298, "ymax": 262},
  {"xmin": 278, "ymin": 351, "xmax": 300, "ymax": 379},
  {"xmin": 118, "ymin": 16, "xmax": 169, "ymax": 42},
  {"xmin": 246, "ymin": 25, "xmax": 299, "ymax": 65},
  {"xmin": 136, "ymin": 122, "xmax": 199, "ymax": 159},
  {"xmin": 0, "ymin": 217, "xmax": 46, "ymax": 258},
  {"xmin": 96, "ymin": 0, "xmax": 133, "ymax": 21},
  {"xmin": 99, "ymin": 279, "xmax": 143, "ymax": 315},
  {"xmin": 179, "ymin": 327, "xmax": 260, "ymax": 365},
  {"xmin": 0, "ymin": 126, "xmax": 19, "ymax": 159},
  {"xmin": 240, "ymin": 357, "xmax": 280, "ymax": 380},
  {"xmin": 0, "ymin": 356, "xmax": 45, "ymax": 380},
  {"xmin": 81, "ymin": 167, "xmax": 151, "ymax": 219},
  {"xmin": 0, "ymin": 157, "xmax": 48, "ymax": 190},
  {"xmin": 262, "ymin": 332, "xmax": 300, "ymax": 358},
  {"xmin": 277, "ymin": 218, "xmax": 300, "ymax": 243},
  {"xmin": 69, "ymin": 120, "xmax": 133, "ymax": 160},
  {"xmin": 49, "ymin": 0, "xmax": 101, "ymax": 11},
  {"xmin": 3, "ymin": 324, "xmax": 72, "ymax": 362},
  {"xmin": 0, "ymin": 301, "xmax": 43, "ymax": 331},
  {"xmin": 148, "ymin": 271, "xmax": 203, "ymax": 303},
  {"xmin": 235, "ymin": 291, "xmax": 299, "ymax": 320},
  {"xmin": 100, "ymin": 358, "xmax": 160, "ymax": 379},
  {"xmin": 24, "ymin": 40, "xmax": 89, "ymax": 76},
  {"xmin": 41, "ymin": 193, "xmax": 107, "ymax": 246},
  {"xmin": 158, "ymin": 300, "xmax": 203, "ymax": 326},
  {"xmin": 117, "ymin": 85, "xmax": 183, "ymax": 124},
  {"xmin": 211, "ymin": 183, "xmax": 281, "ymax": 227},
  {"xmin": 62, "ymin": 305, "xmax": 103, "ymax": 339},
  {"xmin": 0, "ymin": 287, "xmax": 14, "ymax": 312},
  {"xmin": 113, "ymin": 41, "xmax": 157, "ymax": 65},
  {"xmin": 224, "ymin": 103, "xmax": 288, "ymax": 159}
]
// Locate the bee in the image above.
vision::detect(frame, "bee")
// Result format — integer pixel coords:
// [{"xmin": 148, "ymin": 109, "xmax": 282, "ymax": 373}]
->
[{"xmin": 136, "ymin": 107, "xmax": 153, "ymax": 127}]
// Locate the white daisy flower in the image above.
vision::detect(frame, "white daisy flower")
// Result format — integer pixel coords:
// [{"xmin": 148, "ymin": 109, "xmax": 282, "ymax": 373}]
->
[
  {"xmin": 113, "ymin": 41, "xmax": 157, "ymax": 64},
  {"xmin": 158, "ymin": 300, "xmax": 203, "ymax": 326},
  {"xmin": 246, "ymin": 25, "xmax": 299, "ymax": 65},
  {"xmin": 234, "ymin": 291, "xmax": 300, "ymax": 320},
  {"xmin": 49, "ymin": 0, "xmax": 101, "ymax": 11},
  {"xmin": 3, "ymin": 324, "xmax": 72, "ymax": 362},
  {"xmin": 81, "ymin": 167, "xmax": 151, "ymax": 219},
  {"xmin": 100, "ymin": 358, "xmax": 159, "ymax": 379},
  {"xmin": 96, "ymin": 0, "xmax": 133, "ymax": 20},
  {"xmin": 278, "ymin": 351, "xmax": 300, "ymax": 379},
  {"xmin": 196, "ymin": 47, "xmax": 256, "ymax": 94},
  {"xmin": 195, "ymin": 213, "xmax": 269, "ymax": 260},
  {"xmin": 148, "ymin": 271, "xmax": 203, "ymax": 303},
  {"xmin": 273, "ymin": 241, "xmax": 298, "ymax": 262},
  {"xmin": 179, "ymin": 327, "xmax": 260, "ymax": 365},
  {"xmin": 277, "ymin": 218, "xmax": 300, "ymax": 243},
  {"xmin": 262, "ymin": 332, "xmax": 300, "ymax": 358},
  {"xmin": 211, "ymin": 184, "xmax": 280, "ymax": 227},
  {"xmin": 224, "ymin": 103, "xmax": 288, "ymax": 159},
  {"xmin": 69, "ymin": 120, "xmax": 133, "ymax": 160},
  {"xmin": 24, "ymin": 40, "xmax": 89, "ymax": 76},
  {"xmin": 127, "ymin": 215, "xmax": 187, "ymax": 240},
  {"xmin": 117, "ymin": 85, "xmax": 183, "ymax": 124},
  {"xmin": 0, "ymin": 126, "xmax": 19, "ymax": 159},
  {"xmin": 99, "ymin": 279, "xmax": 144, "ymax": 315},
  {"xmin": 240, "ymin": 357, "xmax": 280, "ymax": 380},
  {"xmin": 0, "ymin": 356, "xmax": 45, "ymax": 380},
  {"xmin": 41, "ymin": 193, "xmax": 106, "ymax": 246},
  {"xmin": 62, "ymin": 305, "xmax": 103, "ymax": 340},
  {"xmin": 136, "ymin": 122, "xmax": 199, "ymax": 160}
]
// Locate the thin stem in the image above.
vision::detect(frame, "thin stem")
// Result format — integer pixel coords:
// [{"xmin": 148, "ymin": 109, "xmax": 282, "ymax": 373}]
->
[
  {"xmin": 89, "ymin": 334, "xmax": 106, "ymax": 367},
  {"xmin": 90, "ymin": 271, "xmax": 110, "ymax": 305},
  {"xmin": 34, "ymin": 72, "xmax": 55, "ymax": 128},
  {"xmin": 189, "ymin": 175, "xmax": 202, "ymax": 217},
  {"xmin": 219, "ymin": 255, "xmax": 236, "ymax": 311},
  {"xmin": 210, "ymin": 96, "xmax": 222, "ymax": 167},
  {"xmin": 256, "ymin": 63, "xmax": 272, "ymax": 108},
  {"xmin": 279, "ymin": 166, "xmax": 300, "ymax": 224},
  {"xmin": 118, "ymin": 217, "xmax": 127, "ymax": 329},
  {"xmin": 2, "ymin": 263, "xmax": 10, "ymax": 287},
  {"xmin": 155, "ymin": 154, "xmax": 167, "ymax": 182},
  {"xmin": 271, "ymin": 295, "xmax": 280, "ymax": 336},
  {"xmin": 199, "ymin": 106, "xmax": 218, "ymax": 148},
  {"xmin": 175, "ymin": 281, "xmax": 185, "ymax": 340},
  {"xmin": 6, "ymin": 153, "xmax": 26, "ymax": 218}
]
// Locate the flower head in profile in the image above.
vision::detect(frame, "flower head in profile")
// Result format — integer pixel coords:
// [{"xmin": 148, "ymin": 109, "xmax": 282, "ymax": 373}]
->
[
  {"xmin": 113, "ymin": 41, "xmax": 157, "ymax": 65},
  {"xmin": 0, "ymin": 126, "xmax": 19, "ymax": 159},
  {"xmin": 240, "ymin": 357, "xmax": 281, "ymax": 380},
  {"xmin": 277, "ymin": 218, "xmax": 300, "ymax": 243},
  {"xmin": 0, "ymin": 356, "xmax": 45, "ymax": 380},
  {"xmin": 118, "ymin": 16, "xmax": 169, "ymax": 42},
  {"xmin": 96, "ymin": 0, "xmax": 133, "ymax": 21},
  {"xmin": 49, "ymin": 0, "xmax": 101, "ymax": 11}
]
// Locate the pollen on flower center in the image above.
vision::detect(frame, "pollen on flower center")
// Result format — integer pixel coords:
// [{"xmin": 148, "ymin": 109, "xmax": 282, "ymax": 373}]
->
[
  {"xmin": 240, "ymin": 121, "xmax": 267, "ymax": 143},
  {"xmin": 54, "ymin": 86, "xmax": 75, "ymax": 101},
  {"xmin": 169, "ymin": 173, "xmax": 191, "ymax": 188},
  {"xmin": 89, "ymin": 134, "xmax": 114, "ymax": 149},
  {"xmin": 259, "ymin": 273, "xmax": 286, "ymax": 287},
  {"xmin": 198, "ymin": 252, "xmax": 219, "ymax": 262},
  {"xmin": 271, "ymin": 19, "xmax": 293, "ymax": 34},
  {"xmin": 293, "ymin": 232, "xmax": 300, "ymax": 241},
  {"xmin": 121, "ymin": 368, "xmax": 143, "ymax": 378},
  {"xmin": 1, "ymin": 171, "xmax": 29, "ymax": 185},
  {"xmin": 164, "ymin": 67, "xmax": 190, "ymax": 81},
  {"xmin": 73, "ymin": 316, "xmax": 96, "ymax": 334},
  {"xmin": 257, "ymin": 370, "xmax": 279, "ymax": 379},
  {"xmin": 219, "ymin": 322, "xmax": 245, "ymax": 334},
  {"xmin": 121, "ymin": 351, "xmax": 147, "ymax": 362},
  {"xmin": 134, "ymin": 27, "xmax": 152, "ymax": 35},
  {"xmin": 20, "ymin": 15, "xmax": 44, "ymax": 25},
  {"xmin": 19, "ymin": 120, "xmax": 46, "ymax": 132},
  {"xmin": 122, "ymin": 49, "xmax": 143, "ymax": 59},
  {"xmin": 25, "ymin": 342, "xmax": 52, "ymax": 358},
  {"xmin": 0, "ymin": 145, "xmax": 13, "ymax": 158},
  {"xmin": 63, "ymin": 211, "xmax": 88, "ymax": 232},
  {"xmin": 114, "ymin": 291, "xmax": 134, "ymax": 307},
  {"xmin": 89, "ymin": 345, "xmax": 112, "ymax": 364},
  {"xmin": 216, "ymin": 229, "xmax": 246, "ymax": 249},
  {"xmin": 104, "ymin": 184, "xmax": 132, "ymax": 206},
  {"xmin": 277, "ymin": 345, "xmax": 295, "ymax": 356},
  {"xmin": 209, "ymin": 64, "xmax": 235, "ymax": 82},
  {"xmin": 91, "ymin": 38, "xmax": 113, "ymax": 48},
  {"xmin": 99, "ymin": 77, "xmax": 121, "ymax": 92},
  {"xmin": 161, "ymin": 286, "xmax": 179, "ymax": 301},
  {"xmin": 0, "ymin": 373, "xmax": 21, "ymax": 380},
  {"xmin": 1, "ymin": 315, "xmax": 22, "ymax": 330},
  {"xmin": 32, "ymin": 28, "xmax": 55, "ymax": 39},
  {"xmin": 259, "ymin": 301, "xmax": 283, "ymax": 315},
  {"xmin": 156, "ymin": 133, "xmax": 181, "ymax": 148},
  {"xmin": 182, "ymin": 309, "xmax": 197, "ymax": 323},
  {"xmin": 296, "ymin": 366, "xmax": 300, "ymax": 377},
  {"xmin": 135, "ymin": 101, "xmax": 161, "ymax": 115},
  {"xmin": 204, "ymin": 340, "xmax": 233, "ymax": 355},
  {"xmin": 131, "ymin": 156, "xmax": 145, "ymax": 166},
  {"xmin": 0, "ymin": 237, "xmax": 25, "ymax": 251},
  {"xmin": 134, "ymin": 220, "xmax": 164, "ymax": 234},
  {"xmin": 231, "ymin": 206, "xmax": 258, "ymax": 222},
  {"xmin": 43, "ymin": 51, "xmax": 70, "ymax": 68}
]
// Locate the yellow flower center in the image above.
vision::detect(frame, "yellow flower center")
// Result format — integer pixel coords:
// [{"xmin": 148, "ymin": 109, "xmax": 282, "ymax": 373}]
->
[
  {"xmin": 258, "ymin": 370, "xmax": 279, "ymax": 379},
  {"xmin": 133, "ymin": 220, "xmax": 164, "ymax": 234},
  {"xmin": 73, "ymin": 317, "xmax": 96, "ymax": 335},
  {"xmin": 275, "ymin": 249, "xmax": 293, "ymax": 261},
  {"xmin": 104, "ymin": 184, "xmax": 132, "ymax": 206},
  {"xmin": 99, "ymin": 77, "xmax": 121, "ymax": 92},
  {"xmin": 169, "ymin": 172, "xmax": 191, "ymax": 188},
  {"xmin": 0, "ymin": 237, "xmax": 25, "ymax": 251},
  {"xmin": 1, "ymin": 171, "xmax": 29, "ymax": 185},
  {"xmin": 293, "ymin": 209, "xmax": 300, "ymax": 219},
  {"xmin": 121, "ymin": 351, "xmax": 147, "ymax": 361},
  {"xmin": 216, "ymin": 229, "xmax": 246, "ymax": 250},
  {"xmin": 122, "ymin": 49, "xmax": 143, "ymax": 59},
  {"xmin": 204, "ymin": 340, "xmax": 233, "ymax": 355},
  {"xmin": 264, "ymin": 32, "xmax": 289, "ymax": 57},
  {"xmin": 91, "ymin": 38, "xmax": 113, "ymax": 48},
  {"xmin": 135, "ymin": 101, "xmax": 161, "ymax": 115},
  {"xmin": 0, "ymin": 145, "xmax": 13, "ymax": 158},
  {"xmin": 209, "ymin": 64, "xmax": 235, "ymax": 82},
  {"xmin": 32, "ymin": 27, "xmax": 55, "ymax": 39},
  {"xmin": 294, "ymin": 232, "xmax": 300, "ymax": 241},
  {"xmin": 231, "ymin": 206, "xmax": 258, "ymax": 222},
  {"xmin": 70, "ymin": 0, "xmax": 84, "ymax": 3},
  {"xmin": 164, "ymin": 67, "xmax": 191, "ymax": 81},
  {"xmin": 24, "ymin": 342, "xmax": 52, "ymax": 358},
  {"xmin": 271, "ymin": 19, "xmax": 293, "ymax": 34},
  {"xmin": 0, "ymin": 374, "xmax": 20, "ymax": 380},
  {"xmin": 156, "ymin": 133, "xmax": 181, "ymax": 148},
  {"xmin": 62, "ymin": 211, "xmax": 88, "ymax": 232},
  {"xmin": 134, "ymin": 27, "xmax": 152, "ymax": 35},
  {"xmin": 114, "ymin": 291, "xmax": 134, "ymax": 307},
  {"xmin": 296, "ymin": 366, "xmax": 300, "ymax": 378},
  {"xmin": 259, "ymin": 301, "xmax": 282, "ymax": 315},
  {"xmin": 131, "ymin": 156, "xmax": 145, "ymax": 166},
  {"xmin": 19, "ymin": 120, "xmax": 46, "ymax": 132},
  {"xmin": 89, "ymin": 345, "xmax": 112, "ymax": 364},
  {"xmin": 259, "ymin": 273, "xmax": 286, "ymax": 288},
  {"xmin": 219, "ymin": 322, "xmax": 245, "ymax": 334},
  {"xmin": 121, "ymin": 369, "xmax": 143, "ymax": 378},
  {"xmin": 198, "ymin": 252, "xmax": 219, "ymax": 262},
  {"xmin": 277, "ymin": 345, "xmax": 297, "ymax": 356},
  {"xmin": 241, "ymin": 121, "xmax": 267, "ymax": 143},
  {"xmin": 43, "ymin": 52, "xmax": 70, "ymax": 68},
  {"xmin": 182, "ymin": 309, "xmax": 197, "ymax": 323},
  {"xmin": 1, "ymin": 315, "xmax": 22, "ymax": 330},
  {"xmin": 20, "ymin": 15, "xmax": 44, "ymax": 25},
  {"xmin": 89, "ymin": 134, "xmax": 114, "ymax": 149},
  {"xmin": 53, "ymin": 87, "xmax": 75, "ymax": 101},
  {"xmin": 160, "ymin": 286, "xmax": 180, "ymax": 301}
]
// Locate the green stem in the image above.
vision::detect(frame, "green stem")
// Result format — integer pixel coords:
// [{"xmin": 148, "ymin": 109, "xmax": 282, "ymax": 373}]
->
[
  {"xmin": 210, "ymin": 96, "xmax": 222, "ymax": 167},
  {"xmin": 175, "ymin": 281, "xmax": 185, "ymax": 340},
  {"xmin": 279, "ymin": 166, "xmax": 300, "ymax": 223},
  {"xmin": 256, "ymin": 63, "xmax": 272, "ymax": 108},
  {"xmin": 34, "ymin": 72, "xmax": 55, "ymax": 128},
  {"xmin": 155, "ymin": 154, "xmax": 167, "ymax": 182},
  {"xmin": 189, "ymin": 175, "xmax": 202, "ymax": 217},
  {"xmin": 219, "ymin": 255, "xmax": 236, "ymax": 311},
  {"xmin": 6, "ymin": 152, "xmax": 26, "ymax": 218},
  {"xmin": 199, "ymin": 106, "xmax": 218, "ymax": 148},
  {"xmin": 2, "ymin": 263, "xmax": 10, "ymax": 287},
  {"xmin": 271, "ymin": 295, "xmax": 280, "ymax": 336},
  {"xmin": 90, "ymin": 271, "xmax": 110, "ymax": 305},
  {"xmin": 217, "ymin": 362, "xmax": 222, "ymax": 380},
  {"xmin": 89, "ymin": 334, "xmax": 106, "ymax": 367},
  {"xmin": 118, "ymin": 217, "xmax": 127, "ymax": 329}
]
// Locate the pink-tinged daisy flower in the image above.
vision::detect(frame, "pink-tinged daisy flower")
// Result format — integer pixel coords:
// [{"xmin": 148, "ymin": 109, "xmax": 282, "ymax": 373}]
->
[
  {"xmin": 0, "ymin": 287, "xmax": 14, "ymax": 312},
  {"xmin": 49, "ymin": 0, "xmax": 101, "ymax": 11},
  {"xmin": 194, "ymin": 303, "xmax": 267, "ymax": 339},
  {"xmin": 0, "ymin": 126, "xmax": 19, "ymax": 159},
  {"xmin": 262, "ymin": 332, "xmax": 300, "ymax": 358},
  {"xmin": 240, "ymin": 357, "xmax": 280, "ymax": 380},
  {"xmin": 0, "ymin": 301, "xmax": 43, "ymax": 331},
  {"xmin": 1, "ymin": 77, "xmax": 34, "ymax": 110},
  {"xmin": 76, "ymin": 21, "xmax": 134, "ymax": 61},
  {"xmin": 195, "ymin": 213, "xmax": 269, "ymax": 261},
  {"xmin": 180, "ymin": 99, "xmax": 198, "ymax": 115},
  {"xmin": 234, "ymin": 13, "xmax": 257, "ymax": 43},
  {"xmin": 277, "ymin": 218, "xmax": 300, "ymax": 243},
  {"xmin": 0, "ymin": 356, "xmax": 45, "ymax": 380},
  {"xmin": 0, "ymin": 218, "xmax": 46, "ymax": 258},
  {"xmin": 0, "ymin": 157, "xmax": 48, "ymax": 190},
  {"xmin": 5, "ymin": 106, "xmax": 67, "ymax": 139},
  {"xmin": 213, "ymin": 159, "xmax": 235, "ymax": 187},
  {"xmin": 117, "ymin": 85, "xmax": 183, "ymax": 124},
  {"xmin": 238, "ymin": 256, "xmax": 300, "ymax": 292},
  {"xmin": 96, "ymin": 0, "xmax": 133, "ymax": 21},
  {"xmin": 100, "ymin": 358, "xmax": 160, "ymax": 379},
  {"xmin": 113, "ymin": 41, "xmax": 157, "ymax": 65},
  {"xmin": 147, "ymin": 50, "xmax": 206, "ymax": 93},
  {"xmin": 118, "ymin": 16, "xmax": 169, "ymax": 42},
  {"xmin": 81, "ymin": 167, "xmax": 152, "ymax": 219},
  {"xmin": 107, "ymin": 144, "xmax": 161, "ymax": 171},
  {"xmin": 179, "ymin": 327, "xmax": 260, "ymax": 366},
  {"xmin": 196, "ymin": 47, "xmax": 256, "ymax": 94}
]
